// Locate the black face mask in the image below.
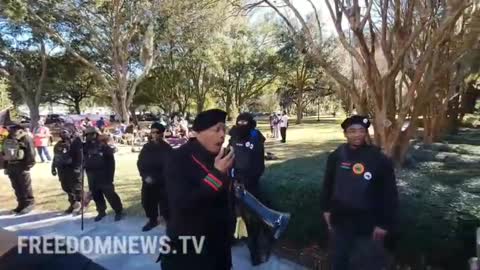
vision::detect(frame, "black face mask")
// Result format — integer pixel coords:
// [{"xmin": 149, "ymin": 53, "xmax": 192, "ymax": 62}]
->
[{"xmin": 235, "ymin": 125, "xmax": 251, "ymax": 139}]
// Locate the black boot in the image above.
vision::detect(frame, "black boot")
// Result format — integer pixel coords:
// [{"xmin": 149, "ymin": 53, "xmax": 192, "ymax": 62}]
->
[
  {"xmin": 114, "ymin": 211, "xmax": 124, "ymax": 222},
  {"xmin": 64, "ymin": 205, "xmax": 74, "ymax": 214},
  {"xmin": 94, "ymin": 212, "xmax": 106, "ymax": 222},
  {"xmin": 16, "ymin": 204, "xmax": 35, "ymax": 215},
  {"xmin": 11, "ymin": 205, "xmax": 23, "ymax": 214},
  {"xmin": 142, "ymin": 219, "xmax": 159, "ymax": 232}
]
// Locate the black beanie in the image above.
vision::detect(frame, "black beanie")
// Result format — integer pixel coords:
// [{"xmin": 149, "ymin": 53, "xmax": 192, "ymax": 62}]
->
[
  {"xmin": 192, "ymin": 109, "xmax": 227, "ymax": 132},
  {"xmin": 150, "ymin": 122, "xmax": 166, "ymax": 133},
  {"xmin": 341, "ymin": 115, "xmax": 371, "ymax": 130}
]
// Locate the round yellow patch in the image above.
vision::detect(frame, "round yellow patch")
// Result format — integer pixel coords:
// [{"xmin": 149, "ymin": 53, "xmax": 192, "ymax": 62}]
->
[{"xmin": 352, "ymin": 163, "xmax": 365, "ymax": 175}]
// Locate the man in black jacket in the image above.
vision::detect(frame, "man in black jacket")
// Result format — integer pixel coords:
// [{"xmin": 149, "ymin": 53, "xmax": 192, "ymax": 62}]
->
[
  {"xmin": 83, "ymin": 127, "xmax": 123, "ymax": 222},
  {"xmin": 2, "ymin": 124, "xmax": 36, "ymax": 215},
  {"xmin": 137, "ymin": 122, "xmax": 172, "ymax": 231},
  {"xmin": 161, "ymin": 109, "xmax": 235, "ymax": 270},
  {"xmin": 321, "ymin": 115, "xmax": 398, "ymax": 270},
  {"xmin": 229, "ymin": 112, "xmax": 271, "ymax": 265},
  {"xmin": 52, "ymin": 124, "xmax": 84, "ymax": 214}
]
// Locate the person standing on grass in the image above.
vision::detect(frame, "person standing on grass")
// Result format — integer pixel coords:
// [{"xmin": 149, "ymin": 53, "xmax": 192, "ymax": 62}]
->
[
  {"xmin": 83, "ymin": 126, "xmax": 124, "ymax": 222},
  {"xmin": 33, "ymin": 120, "xmax": 51, "ymax": 163},
  {"xmin": 51, "ymin": 124, "xmax": 84, "ymax": 215},
  {"xmin": 321, "ymin": 115, "xmax": 398, "ymax": 270},
  {"xmin": 279, "ymin": 111, "xmax": 289, "ymax": 143},
  {"xmin": 160, "ymin": 109, "xmax": 235, "ymax": 270},
  {"xmin": 2, "ymin": 124, "xmax": 36, "ymax": 215},
  {"xmin": 137, "ymin": 122, "xmax": 172, "ymax": 231}
]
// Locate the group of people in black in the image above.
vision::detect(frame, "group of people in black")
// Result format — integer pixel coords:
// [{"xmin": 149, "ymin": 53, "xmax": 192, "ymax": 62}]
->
[
  {"xmin": 1, "ymin": 109, "xmax": 398, "ymax": 270},
  {"xmin": 2, "ymin": 124, "xmax": 124, "ymax": 221}
]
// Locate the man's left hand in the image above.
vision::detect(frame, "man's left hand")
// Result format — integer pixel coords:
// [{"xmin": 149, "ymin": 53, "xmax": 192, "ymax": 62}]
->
[{"xmin": 372, "ymin": 226, "xmax": 387, "ymax": 241}]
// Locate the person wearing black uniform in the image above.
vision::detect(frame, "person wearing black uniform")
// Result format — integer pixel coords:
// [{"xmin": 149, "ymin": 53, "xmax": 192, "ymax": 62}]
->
[
  {"xmin": 321, "ymin": 115, "xmax": 398, "ymax": 270},
  {"xmin": 137, "ymin": 122, "xmax": 172, "ymax": 231},
  {"xmin": 229, "ymin": 112, "xmax": 271, "ymax": 265},
  {"xmin": 83, "ymin": 127, "xmax": 123, "ymax": 222},
  {"xmin": 51, "ymin": 124, "xmax": 83, "ymax": 214},
  {"xmin": 2, "ymin": 124, "xmax": 36, "ymax": 215},
  {"xmin": 161, "ymin": 109, "xmax": 235, "ymax": 270}
]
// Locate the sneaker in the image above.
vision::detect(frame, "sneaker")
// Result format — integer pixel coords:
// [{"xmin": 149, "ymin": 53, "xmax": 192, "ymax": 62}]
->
[
  {"xmin": 94, "ymin": 212, "xmax": 106, "ymax": 222},
  {"xmin": 16, "ymin": 204, "xmax": 35, "ymax": 215},
  {"xmin": 71, "ymin": 202, "xmax": 81, "ymax": 212},
  {"xmin": 69, "ymin": 202, "xmax": 82, "ymax": 215},
  {"xmin": 114, "ymin": 212, "xmax": 124, "ymax": 222},
  {"xmin": 142, "ymin": 219, "xmax": 159, "ymax": 232}
]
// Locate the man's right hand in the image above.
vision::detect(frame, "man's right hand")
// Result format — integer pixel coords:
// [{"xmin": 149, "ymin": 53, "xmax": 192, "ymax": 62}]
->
[
  {"xmin": 214, "ymin": 147, "xmax": 234, "ymax": 174},
  {"xmin": 323, "ymin": 212, "xmax": 333, "ymax": 232},
  {"xmin": 51, "ymin": 168, "xmax": 57, "ymax": 176}
]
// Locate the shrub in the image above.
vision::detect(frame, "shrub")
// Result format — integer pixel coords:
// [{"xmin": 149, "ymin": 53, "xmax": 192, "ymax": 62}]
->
[{"xmin": 262, "ymin": 150, "xmax": 480, "ymax": 269}]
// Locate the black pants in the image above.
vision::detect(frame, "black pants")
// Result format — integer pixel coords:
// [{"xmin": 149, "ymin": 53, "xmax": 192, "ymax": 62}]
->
[
  {"xmin": 141, "ymin": 181, "xmax": 169, "ymax": 221},
  {"xmin": 330, "ymin": 224, "xmax": 387, "ymax": 270},
  {"xmin": 7, "ymin": 168, "xmax": 34, "ymax": 207},
  {"xmin": 239, "ymin": 207, "xmax": 272, "ymax": 264},
  {"xmin": 58, "ymin": 168, "xmax": 82, "ymax": 205},
  {"xmin": 280, "ymin": 127, "xmax": 287, "ymax": 142},
  {"xmin": 86, "ymin": 171, "xmax": 123, "ymax": 214}
]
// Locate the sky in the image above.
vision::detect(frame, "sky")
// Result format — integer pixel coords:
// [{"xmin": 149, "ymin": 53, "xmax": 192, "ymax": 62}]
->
[{"xmin": 247, "ymin": 0, "xmax": 343, "ymax": 37}]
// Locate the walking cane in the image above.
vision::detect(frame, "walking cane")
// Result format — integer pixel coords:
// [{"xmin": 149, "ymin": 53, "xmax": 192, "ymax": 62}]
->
[{"xmin": 81, "ymin": 169, "xmax": 84, "ymax": 231}]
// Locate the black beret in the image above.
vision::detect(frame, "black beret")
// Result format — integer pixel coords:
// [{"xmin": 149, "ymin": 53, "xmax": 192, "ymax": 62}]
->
[
  {"xmin": 150, "ymin": 122, "xmax": 166, "ymax": 133},
  {"xmin": 341, "ymin": 115, "xmax": 370, "ymax": 130},
  {"xmin": 192, "ymin": 109, "xmax": 227, "ymax": 132}
]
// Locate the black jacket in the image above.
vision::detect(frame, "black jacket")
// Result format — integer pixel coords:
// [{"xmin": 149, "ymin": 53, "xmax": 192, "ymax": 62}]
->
[
  {"xmin": 52, "ymin": 137, "xmax": 83, "ymax": 171},
  {"xmin": 228, "ymin": 128, "xmax": 265, "ymax": 190},
  {"xmin": 137, "ymin": 139, "xmax": 172, "ymax": 185},
  {"xmin": 321, "ymin": 143, "xmax": 398, "ymax": 232},
  {"xmin": 83, "ymin": 140, "xmax": 115, "ymax": 183},
  {"xmin": 4, "ymin": 134, "xmax": 36, "ymax": 171},
  {"xmin": 164, "ymin": 139, "xmax": 234, "ymax": 268}
]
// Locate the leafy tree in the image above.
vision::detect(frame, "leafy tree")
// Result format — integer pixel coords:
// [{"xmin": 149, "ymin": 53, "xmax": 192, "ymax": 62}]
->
[
  {"xmin": 43, "ymin": 55, "xmax": 102, "ymax": 114},
  {"xmin": 0, "ymin": 14, "xmax": 51, "ymax": 126},
  {"xmin": 213, "ymin": 20, "xmax": 280, "ymax": 119},
  {"xmin": 0, "ymin": 79, "xmax": 12, "ymax": 110}
]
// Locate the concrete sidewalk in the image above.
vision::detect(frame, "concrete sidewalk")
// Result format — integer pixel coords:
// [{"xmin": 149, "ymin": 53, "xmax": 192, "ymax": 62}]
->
[{"xmin": 0, "ymin": 210, "xmax": 307, "ymax": 270}]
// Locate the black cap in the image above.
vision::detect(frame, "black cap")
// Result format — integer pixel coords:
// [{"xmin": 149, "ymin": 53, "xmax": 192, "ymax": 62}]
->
[
  {"xmin": 150, "ymin": 122, "xmax": 166, "ymax": 133},
  {"xmin": 192, "ymin": 109, "xmax": 227, "ymax": 132},
  {"xmin": 341, "ymin": 115, "xmax": 370, "ymax": 130}
]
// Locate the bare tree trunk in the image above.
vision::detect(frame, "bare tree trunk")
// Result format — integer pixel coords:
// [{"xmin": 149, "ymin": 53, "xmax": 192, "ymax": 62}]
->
[
  {"xmin": 196, "ymin": 100, "xmax": 205, "ymax": 114},
  {"xmin": 74, "ymin": 98, "xmax": 82, "ymax": 114},
  {"xmin": 28, "ymin": 102, "xmax": 41, "ymax": 129},
  {"xmin": 129, "ymin": 106, "xmax": 138, "ymax": 125}
]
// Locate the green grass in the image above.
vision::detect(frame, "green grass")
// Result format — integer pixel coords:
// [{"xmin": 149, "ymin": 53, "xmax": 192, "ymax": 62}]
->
[
  {"xmin": 0, "ymin": 116, "xmax": 344, "ymax": 216},
  {"xmin": 2, "ymin": 116, "xmax": 480, "ymax": 269}
]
